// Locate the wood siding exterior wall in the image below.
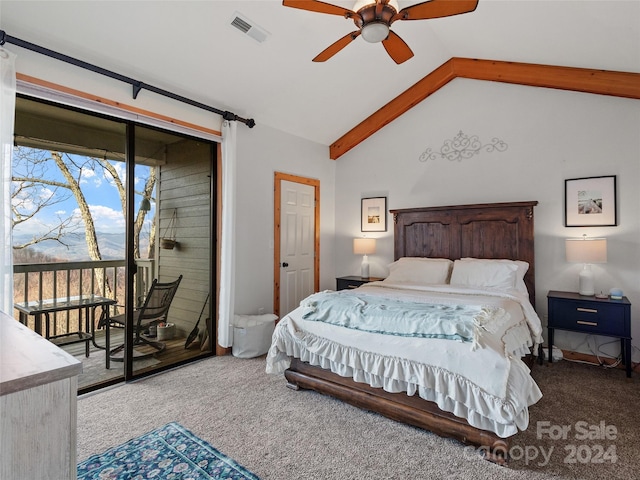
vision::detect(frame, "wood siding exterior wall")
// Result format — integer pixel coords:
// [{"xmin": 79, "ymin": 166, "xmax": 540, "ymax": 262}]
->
[{"xmin": 158, "ymin": 139, "xmax": 213, "ymax": 340}]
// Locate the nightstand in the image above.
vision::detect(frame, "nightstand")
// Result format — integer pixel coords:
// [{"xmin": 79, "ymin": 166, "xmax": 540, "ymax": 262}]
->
[
  {"xmin": 336, "ymin": 276, "xmax": 384, "ymax": 291},
  {"xmin": 547, "ymin": 290, "xmax": 632, "ymax": 377}
]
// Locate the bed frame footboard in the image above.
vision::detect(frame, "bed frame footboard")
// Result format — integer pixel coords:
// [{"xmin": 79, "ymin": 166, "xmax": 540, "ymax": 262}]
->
[{"xmin": 285, "ymin": 359, "xmax": 509, "ymax": 465}]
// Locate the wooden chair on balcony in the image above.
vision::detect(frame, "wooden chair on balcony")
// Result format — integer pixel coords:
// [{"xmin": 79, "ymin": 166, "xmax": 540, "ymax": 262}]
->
[{"xmin": 108, "ymin": 275, "xmax": 182, "ymax": 362}]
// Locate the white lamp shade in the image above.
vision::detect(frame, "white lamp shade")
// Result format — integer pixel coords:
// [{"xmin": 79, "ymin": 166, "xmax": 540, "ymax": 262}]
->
[
  {"xmin": 353, "ymin": 238, "xmax": 376, "ymax": 255},
  {"xmin": 361, "ymin": 22, "xmax": 389, "ymax": 43},
  {"xmin": 565, "ymin": 238, "xmax": 607, "ymax": 264},
  {"xmin": 566, "ymin": 237, "xmax": 607, "ymax": 296}
]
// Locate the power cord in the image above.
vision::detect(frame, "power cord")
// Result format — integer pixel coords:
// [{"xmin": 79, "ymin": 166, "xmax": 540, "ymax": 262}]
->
[
  {"xmin": 562, "ymin": 335, "xmax": 622, "ymax": 369},
  {"xmin": 592, "ymin": 337, "xmax": 621, "ymax": 369}
]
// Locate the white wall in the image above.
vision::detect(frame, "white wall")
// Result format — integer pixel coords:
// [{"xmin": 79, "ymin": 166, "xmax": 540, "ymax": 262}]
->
[
  {"xmin": 234, "ymin": 123, "xmax": 336, "ymax": 316},
  {"xmin": 335, "ymin": 78, "xmax": 640, "ymax": 362}
]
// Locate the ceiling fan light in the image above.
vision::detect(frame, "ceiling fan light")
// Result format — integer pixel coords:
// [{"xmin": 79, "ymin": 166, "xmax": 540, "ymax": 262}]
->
[{"xmin": 361, "ymin": 22, "xmax": 389, "ymax": 43}]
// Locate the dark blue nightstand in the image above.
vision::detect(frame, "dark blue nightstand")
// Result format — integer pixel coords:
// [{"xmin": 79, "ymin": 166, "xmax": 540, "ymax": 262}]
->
[
  {"xmin": 336, "ymin": 276, "xmax": 384, "ymax": 291},
  {"xmin": 547, "ymin": 290, "xmax": 632, "ymax": 377}
]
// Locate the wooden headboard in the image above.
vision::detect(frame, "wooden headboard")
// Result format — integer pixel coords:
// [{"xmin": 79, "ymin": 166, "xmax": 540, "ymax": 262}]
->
[{"xmin": 390, "ymin": 201, "xmax": 538, "ymax": 306}]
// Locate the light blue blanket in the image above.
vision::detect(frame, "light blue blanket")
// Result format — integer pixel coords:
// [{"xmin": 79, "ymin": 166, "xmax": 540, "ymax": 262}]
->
[{"xmin": 300, "ymin": 291, "xmax": 504, "ymax": 345}]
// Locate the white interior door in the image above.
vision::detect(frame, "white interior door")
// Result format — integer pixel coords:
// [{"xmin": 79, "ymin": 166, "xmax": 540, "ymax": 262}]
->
[{"xmin": 279, "ymin": 180, "xmax": 315, "ymax": 316}]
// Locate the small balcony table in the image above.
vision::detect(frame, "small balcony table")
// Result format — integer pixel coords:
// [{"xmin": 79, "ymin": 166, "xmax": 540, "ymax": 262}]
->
[{"xmin": 14, "ymin": 295, "xmax": 116, "ymax": 369}]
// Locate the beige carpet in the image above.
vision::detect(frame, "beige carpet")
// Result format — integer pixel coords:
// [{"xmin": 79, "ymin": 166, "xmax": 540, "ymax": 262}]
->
[{"xmin": 77, "ymin": 355, "xmax": 640, "ymax": 479}]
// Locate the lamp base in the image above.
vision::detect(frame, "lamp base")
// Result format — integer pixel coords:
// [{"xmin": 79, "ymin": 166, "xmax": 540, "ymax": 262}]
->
[
  {"xmin": 361, "ymin": 255, "xmax": 370, "ymax": 279},
  {"xmin": 578, "ymin": 264, "xmax": 595, "ymax": 296}
]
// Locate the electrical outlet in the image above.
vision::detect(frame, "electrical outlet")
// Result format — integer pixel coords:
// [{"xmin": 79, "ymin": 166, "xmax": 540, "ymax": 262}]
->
[{"xmin": 258, "ymin": 307, "xmax": 265, "ymax": 315}]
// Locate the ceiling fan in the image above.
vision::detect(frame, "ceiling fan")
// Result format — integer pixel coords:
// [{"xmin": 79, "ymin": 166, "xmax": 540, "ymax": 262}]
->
[{"xmin": 282, "ymin": 0, "xmax": 478, "ymax": 64}]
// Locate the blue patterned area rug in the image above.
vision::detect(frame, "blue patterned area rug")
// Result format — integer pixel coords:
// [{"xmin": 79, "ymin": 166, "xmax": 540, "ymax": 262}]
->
[{"xmin": 77, "ymin": 422, "xmax": 260, "ymax": 480}]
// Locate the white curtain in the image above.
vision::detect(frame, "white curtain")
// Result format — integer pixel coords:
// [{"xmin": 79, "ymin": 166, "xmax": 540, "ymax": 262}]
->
[
  {"xmin": 0, "ymin": 48, "xmax": 16, "ymax": 315},
  {"xmin": 218, "ymin": 120, "xmax": 237, "ymax": 347}
]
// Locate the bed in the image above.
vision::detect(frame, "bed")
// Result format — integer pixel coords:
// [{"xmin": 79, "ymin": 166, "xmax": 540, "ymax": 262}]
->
[{"xmin": 266, "ymin": 201, "xmax": 542, "ymax": 464}]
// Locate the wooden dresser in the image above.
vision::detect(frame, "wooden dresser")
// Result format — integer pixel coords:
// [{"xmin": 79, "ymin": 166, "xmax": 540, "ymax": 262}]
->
[{"xmin": 0, "ymin": 310, "xmax": 82, "ymax": 479}]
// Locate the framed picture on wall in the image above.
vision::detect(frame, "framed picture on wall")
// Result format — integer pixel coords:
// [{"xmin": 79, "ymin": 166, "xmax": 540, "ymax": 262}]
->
[
  {"xmin": 361, "ymin": 197, "xmax": 387, "ymax": 232},
  {"xmin": 565, "ymin": 175, "xmax": 617, "ymax": 227}
]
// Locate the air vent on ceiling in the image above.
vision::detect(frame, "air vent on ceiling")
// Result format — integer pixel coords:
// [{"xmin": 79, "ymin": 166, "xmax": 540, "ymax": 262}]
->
[{"xmin": 229, "ymin": 12, "xmax": 270, "ymax": 43}]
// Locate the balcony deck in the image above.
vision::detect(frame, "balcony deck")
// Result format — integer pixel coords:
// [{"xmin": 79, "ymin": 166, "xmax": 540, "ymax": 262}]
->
[
  {"xmin": 61, "ymin": 328, "xmax": 208, "ymax": 390},
  {"xmin": 13, "ymin": 259, "xmax": 212, "ymax": 391}
]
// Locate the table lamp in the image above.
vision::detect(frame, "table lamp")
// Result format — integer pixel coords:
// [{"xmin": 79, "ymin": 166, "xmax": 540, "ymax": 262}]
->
[
  {"xmin": 353, "ymin": 238, "xmax": 376, "ymax": 278},
  {"xmin": 565, "ymin": 235, "xmax": 607, "ymax": 296}
]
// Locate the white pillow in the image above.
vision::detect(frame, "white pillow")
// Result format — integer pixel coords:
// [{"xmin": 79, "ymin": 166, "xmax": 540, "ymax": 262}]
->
[
  {"xmin": 384, "ymin": 257, "xmax": 453, "ymax": 285},
  {"xmin": 459, "ymin": 258, "xmax": 529, "ymax": 293},
  {"xmin": 450, "ymin": 259, "xmax": 519, "ymax": 290}
]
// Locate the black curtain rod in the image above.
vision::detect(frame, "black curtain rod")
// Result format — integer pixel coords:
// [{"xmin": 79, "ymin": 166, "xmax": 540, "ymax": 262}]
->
[{"xmin": 0, "ymin": 30, "xmax": 255, "ymax": 128}]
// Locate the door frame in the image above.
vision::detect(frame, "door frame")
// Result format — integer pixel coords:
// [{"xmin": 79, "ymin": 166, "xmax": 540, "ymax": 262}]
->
[{"xmin": 273, "ymin": 172, "xmax": 320, "ymax": 317}]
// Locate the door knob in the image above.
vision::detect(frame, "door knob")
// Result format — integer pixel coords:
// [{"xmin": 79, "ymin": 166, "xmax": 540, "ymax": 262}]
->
[{"xmin": 282, "ymin": 262, "xmax": 289, "ymax": 267}]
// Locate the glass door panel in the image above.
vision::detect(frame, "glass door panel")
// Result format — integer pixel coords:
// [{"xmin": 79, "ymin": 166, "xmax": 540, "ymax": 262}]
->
[
  {"xmin": 130, "ymin": 126, "xmax": 214, "ymax": 377},
  {"xmin": 12, "ymin": 96, "xmax": 127, "ymax": 392}
]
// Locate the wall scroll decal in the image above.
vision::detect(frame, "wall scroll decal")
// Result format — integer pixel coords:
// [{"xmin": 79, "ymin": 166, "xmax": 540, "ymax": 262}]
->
[{"xmin": 419, "ymin": 131, "xmax": 508, "ymax": 162}]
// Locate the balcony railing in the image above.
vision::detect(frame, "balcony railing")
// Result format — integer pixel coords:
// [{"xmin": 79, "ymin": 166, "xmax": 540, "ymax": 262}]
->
[{"xmin": 13, "ymin": 259, "xmax": 153, "ymax": 336}]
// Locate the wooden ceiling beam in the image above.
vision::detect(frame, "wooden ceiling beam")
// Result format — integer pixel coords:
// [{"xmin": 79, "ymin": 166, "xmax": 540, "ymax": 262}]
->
[
  {"xmin": 452, "ymin": 58, "xmax": 640, "ymax": 99},
  {"xmin": 329, "ymin": 59, "xmax": 456, "ymax": 160},
  {"xmin": 329, "ymin": 58, "xmax": 640, "ymax": 160}
]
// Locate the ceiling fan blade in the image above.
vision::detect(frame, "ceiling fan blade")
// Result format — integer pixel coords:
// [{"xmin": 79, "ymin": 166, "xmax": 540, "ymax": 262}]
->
[
  {"xmin": 313, "ymin": 31, "xmax": 361, "ymax": 62},
  {"xmin": 382, "ymin": 31, "xmax": 414, "ymax": 64},
  {"xmin": 283, "ymin": 0, "xmax": 355, "ymax": 17},
  {"xmin": 394, "ymin": 0, "xmax": 478, "ymax": 21}
]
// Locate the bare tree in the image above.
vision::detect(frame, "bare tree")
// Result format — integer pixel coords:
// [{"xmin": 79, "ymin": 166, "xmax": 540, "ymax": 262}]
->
[
  {"xmin": 101, "ymin": 159, "xmax": 126, "ymax": 213},
  {"xmin": 134, "ymin": 169, "xmax": 157, "ymax": 259},
  {"xmin": 99, "ymin": 156, "xmax": 156, "ymax": 259},
  {"xmin": 12, "ymin": 146, "xmax": 156, "ymax": 255},
  {"xmin": 11, "ymin": 147, "xmax": 81, "ymax": 249},
  {"xmin": 51, "ymin": 152, "xmax": 103, "ymax": 261},
  {"xmin": 11, "ymin": 146, "xmax": 156, "ymax": 300}
]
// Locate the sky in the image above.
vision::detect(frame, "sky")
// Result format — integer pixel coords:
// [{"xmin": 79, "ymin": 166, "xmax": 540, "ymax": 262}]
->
[{"xmin": 11, "ymin": 147, "xmax": 155, "ymax": 240}]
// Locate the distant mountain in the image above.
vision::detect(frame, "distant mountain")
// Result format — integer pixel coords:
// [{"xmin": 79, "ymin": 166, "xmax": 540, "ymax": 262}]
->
[{"xmin": 13, "ymin": 231, "xmax": 130, "ymax": 262}]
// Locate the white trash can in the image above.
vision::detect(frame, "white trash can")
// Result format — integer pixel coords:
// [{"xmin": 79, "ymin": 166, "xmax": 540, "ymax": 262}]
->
[{"xmin": 232, "ymin": 313, "xmax": 277, "ymax": 358}]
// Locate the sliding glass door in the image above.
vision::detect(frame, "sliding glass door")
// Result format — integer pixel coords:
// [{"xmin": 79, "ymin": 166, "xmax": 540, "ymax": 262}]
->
[
  {"xmin": 12, "ymin": 95, "xmax": 215, "ymax": 393},
  {"xmin": 129, "ymin": 124, "xmax": 215, "ymax": 378}
]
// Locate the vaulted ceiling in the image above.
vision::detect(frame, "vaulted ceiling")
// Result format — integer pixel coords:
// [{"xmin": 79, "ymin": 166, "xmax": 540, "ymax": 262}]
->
[{"xmin": 1, "ymin": 1, "xmax": 639, "ymax": 156}]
